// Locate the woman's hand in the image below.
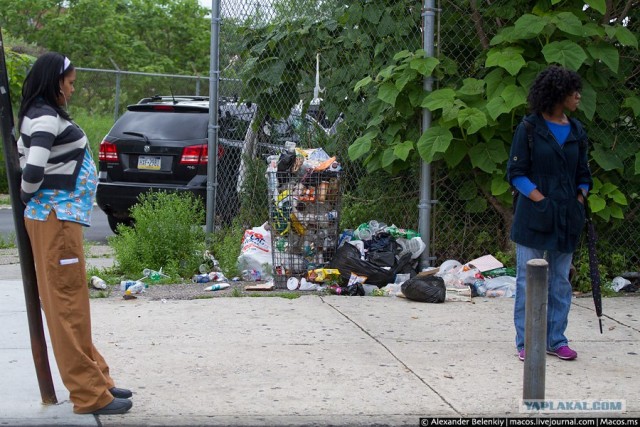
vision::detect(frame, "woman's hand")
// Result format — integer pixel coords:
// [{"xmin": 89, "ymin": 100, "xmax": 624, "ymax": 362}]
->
[{"xmin": 529, "ymin": 189, "xmax": 545, "ymax": 202}]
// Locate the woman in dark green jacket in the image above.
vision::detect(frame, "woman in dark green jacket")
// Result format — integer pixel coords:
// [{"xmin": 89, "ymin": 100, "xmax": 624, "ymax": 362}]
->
[{"xmin": 507, "ymin": 65, "xmax": 592, "ymax": 362}]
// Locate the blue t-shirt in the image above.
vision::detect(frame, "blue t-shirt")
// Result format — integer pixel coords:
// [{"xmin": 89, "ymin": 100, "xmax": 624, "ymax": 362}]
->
[
  {"xmin": 512, "ymin": 121, "xmax": 587, "ymax": 197},
  {"xmin": 24, "ymin": 148, "xmax": 98, "ymax": 226}
]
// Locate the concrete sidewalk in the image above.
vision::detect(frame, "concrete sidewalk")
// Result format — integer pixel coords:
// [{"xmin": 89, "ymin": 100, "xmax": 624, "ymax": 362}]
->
[{"xmin": 1, "ymin": 248, "xmax": 639, "ymax": 426}]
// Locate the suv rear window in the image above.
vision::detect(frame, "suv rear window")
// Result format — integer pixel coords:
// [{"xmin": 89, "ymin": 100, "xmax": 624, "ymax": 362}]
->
[{"xmin": 110, "ymin": 110, "xmax": 209, "ymax": 140}]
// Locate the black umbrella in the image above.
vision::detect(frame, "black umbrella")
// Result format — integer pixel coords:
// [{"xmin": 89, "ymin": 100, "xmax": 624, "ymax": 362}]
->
[{"xmin": 584, "ymin": 198, "xmax": 603, "ymax": 334}]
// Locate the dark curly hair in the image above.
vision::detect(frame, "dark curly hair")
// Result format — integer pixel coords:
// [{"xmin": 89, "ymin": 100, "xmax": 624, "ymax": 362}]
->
[{"xmin": 527, "ymin": 65, "xmax": 582, "ymax": 115}]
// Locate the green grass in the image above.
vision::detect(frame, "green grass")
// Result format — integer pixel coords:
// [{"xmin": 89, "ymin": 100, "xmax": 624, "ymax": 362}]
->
[
  {"xmin": 0, "ymin": 232, "xmax": 17, "ymax": 249},
  {"xmin": 0, "ymin": 195, "xmax": 11, "ymax": 206}
]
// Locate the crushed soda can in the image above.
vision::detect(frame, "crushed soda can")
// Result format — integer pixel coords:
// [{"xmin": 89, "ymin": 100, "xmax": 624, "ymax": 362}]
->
[{"xmin": 90, "ymin": 276, "xmax": 107, "ymax": 290}]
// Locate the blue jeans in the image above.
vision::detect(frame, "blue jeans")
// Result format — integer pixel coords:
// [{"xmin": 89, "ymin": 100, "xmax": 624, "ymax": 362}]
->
[{"xmin": 514, "ymin": 244, "xmax": 573, "ymax": 351}]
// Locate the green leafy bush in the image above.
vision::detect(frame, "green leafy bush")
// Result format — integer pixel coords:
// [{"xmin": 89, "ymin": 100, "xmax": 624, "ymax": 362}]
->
[{"xmin": 109, "ymin": 191, "xmax": 206, "ymax": 278}]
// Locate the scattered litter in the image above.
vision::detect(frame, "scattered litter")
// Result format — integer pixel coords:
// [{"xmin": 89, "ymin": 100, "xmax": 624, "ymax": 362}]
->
[
  {"xmin": 140, "ymin": 267, "xmax": 169, "ymax": 282},
  {"xmin": 466, "ymin": 254, "xmax": 503, "ymax": 272},
  {"xmin": 612, "ymin": 276, "xmax": 631, "ymax": 292},
  {"xmin": 204, "ymin": 283, "xmax": 230, "ymax": 291},
  {"xmin": 401, "ymin": 275, "xmax": 446, "ymax": 303},
  {"xmin": 287, "ymin": 277, "xmax": 299, "ymax": 290},
  {"xmin": 90, "ymin": 276, "xmax": 107, "ymax": 290},
  {"xmin": 237, "ymin": 222, "xmax": 273, "ymax": 280},
  {"xmin": 120, "ymin": 280, "xmax": 146, "ymax": 294},
  {"xmin": 193, "ymin": 272, "xmax": 227, "ymax": 284},
  {"xmin": 245, "ymin": 281, "xmax": 275, "ymax": 291},
  {"xmin": 123, "ymin": 293, "xmax": 137, "ymax": 300}
]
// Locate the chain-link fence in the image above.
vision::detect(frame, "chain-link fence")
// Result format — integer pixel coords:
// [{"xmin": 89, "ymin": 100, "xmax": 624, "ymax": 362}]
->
[{"xmin": 74, "ymin": 0, "xmax": 639, "ymax": 275}]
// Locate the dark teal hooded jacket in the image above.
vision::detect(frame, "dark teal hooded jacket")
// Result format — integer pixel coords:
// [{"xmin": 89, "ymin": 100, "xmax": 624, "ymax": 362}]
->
[{"xmin": 507, "ymin": 113, "xmax": 593, "ymax": 253}]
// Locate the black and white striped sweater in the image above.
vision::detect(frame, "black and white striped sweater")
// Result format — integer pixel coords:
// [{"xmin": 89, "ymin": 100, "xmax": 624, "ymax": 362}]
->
[{"xmin": 17, "ymin": 101, "xmax": 88, "ymax": 204}]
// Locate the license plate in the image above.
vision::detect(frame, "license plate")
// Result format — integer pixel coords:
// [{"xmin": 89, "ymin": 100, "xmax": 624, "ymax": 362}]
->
[{"xmin": 138, "ymin": 156, "xmax": 161, "ymax": 170}]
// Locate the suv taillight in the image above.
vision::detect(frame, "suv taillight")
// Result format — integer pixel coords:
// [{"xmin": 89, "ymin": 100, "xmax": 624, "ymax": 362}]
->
[
  {"xmin": 180, "ymin": 144, "xmax": 224, "ymax": 165},
  {"xmin": 99, "ymin": 141, "xmax": 118, "ymax": 162}
]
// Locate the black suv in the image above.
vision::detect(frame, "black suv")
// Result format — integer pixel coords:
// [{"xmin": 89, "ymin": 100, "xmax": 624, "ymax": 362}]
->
[{"xmin": 96, "ymin": 95, "xmax": 338, "ymax": 232}]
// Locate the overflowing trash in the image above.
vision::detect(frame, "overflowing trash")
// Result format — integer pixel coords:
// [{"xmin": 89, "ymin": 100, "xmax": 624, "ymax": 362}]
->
[
  {"xmin": 268, "ymin": 144, "xmax": 343, "ymax": 287},
  {"xmin": 435, "ymin": 254, "xmax": 515, "ymax": 298},
  {"xmin": 237, "ymin": 222, "xmax": 273, "ymax": 280},
  {"xmin": 192, "ymin": 271, "xmax": 227, "ymax": 284}
]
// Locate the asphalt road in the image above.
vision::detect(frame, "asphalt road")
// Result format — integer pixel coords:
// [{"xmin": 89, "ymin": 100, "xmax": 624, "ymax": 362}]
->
[{"xmin": 0, "ymin": 205, "xmax": 113, "ymax": 244}]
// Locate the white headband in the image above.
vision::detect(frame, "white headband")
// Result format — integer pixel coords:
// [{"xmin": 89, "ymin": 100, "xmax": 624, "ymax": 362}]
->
[{"xmin": 61, "ymin": 57, "xmax": 71, "ymax": 74}]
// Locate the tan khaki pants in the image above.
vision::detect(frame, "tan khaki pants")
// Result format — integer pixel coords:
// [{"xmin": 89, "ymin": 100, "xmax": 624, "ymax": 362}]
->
[{"xmin": 25, "ymin": 211, "xmax": 115, "ymax": 413}]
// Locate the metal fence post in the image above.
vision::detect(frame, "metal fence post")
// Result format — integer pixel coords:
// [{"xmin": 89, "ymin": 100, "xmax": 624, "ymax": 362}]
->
[
  {"xmin": 206, "ymin": 0, "xmax": 221, "ymax": 235},
  {"xmin": 419, "ymin": 0, "xmax": 436, "ymax": 269},
  {"xmin": 523, "ymin": 258, "xmax": 548, "ymax": 400},
  {"xmin": 109, "ymin": 59, "xmax": 121, "ymax": 122}
]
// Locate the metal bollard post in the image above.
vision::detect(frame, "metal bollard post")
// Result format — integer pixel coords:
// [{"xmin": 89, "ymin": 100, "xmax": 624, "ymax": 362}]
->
[{"xmin": 523, "ymin": 258, "xmax": 548, "ymax": 400}]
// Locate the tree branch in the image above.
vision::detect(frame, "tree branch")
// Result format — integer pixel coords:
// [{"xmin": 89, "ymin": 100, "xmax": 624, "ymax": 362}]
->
[
  {"xmin": 603, "ymin": 0, "xmax": 613, "ymax": 23},
  {"xmin": 618, "ymin": 0, "xmax": 635, "ymax": 23},
  {"xmin": 470, "ymin": 0, "xmax": 490, "ymax": 50}
]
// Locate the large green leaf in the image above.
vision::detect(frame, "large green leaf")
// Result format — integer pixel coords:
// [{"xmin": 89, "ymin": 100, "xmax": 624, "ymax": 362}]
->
[
  {"xmin": 623, "ymin": 96, "xmax": 640, "ymax": 118},
  {"xmin": 542, "ymin": 41, "xmax": 587, "ymax": 70},
  {"xmin": 378, "ymin": 82, "xmax": 400, "ymax": 106},
  {"xmin": 486, "ymin": 96, "xmax": 510, "ymax": 120},
  {"xmin": 485, "ymin": 47, "xmax": 526, "ymax": 76},
  {"xmin": 579, "ymin": 80, "xmax": 597, "ymax": 120},
  {"xmin": 635, "ymin": 152, "xmax": 640, "ymax": 175},
  {"xmin": 354, "ymin": 76, "xmax": 372, "ymax": 92},
  {"xmin": 501, "ymin": 85, "xmax": 527, "ymax": 110},
  {"xmin": 592, "ymin": 147, "xmax": 624, "ymax": 171},
  {"xmin": 393, "ymin": 140, "xmax": 414, "ymax": 161},
  {"xmin": 457, "ymin": 108, "xmax": 487, "ymax": 135},
  {"xmin": 421, "ymin": 88, "xmax": 456, "ymax": 111},
  {"xmin": 417, "ymin": 126, "xmax": 453, "ymax": 163},
  {"xmin": 585, "ymin": 0, "xmax": 606, "ymax": 14},
  {"xmin": 395, "ymin": 68, "xmax": 418, "ymax": 92},
  {"xmin": 586, "ymin": 43, "xmax": 619, "ymax": 73},
  {"xmin": 257, "ymin": 58, "xmax": 286, "ymax": 85},
  {"xmin": 348, "ymin": 131, "xmax": 376, "ymax": 161},
  {"xmin": 513, "ymin": 14, "xmax": 547, "ymax": 39},
  {"xmin": 444, "ymin": 140, "xmax": 467, "ymax": 168},
  {"xmin": 588, "ymin": 194, "xmax": 607, "ymax": 212},
  {"xmin": 409, "ymin": 56, "xmax": 439, "ymax": 76},
  {"xmin": 381, "ymin": 147, "xmax": 397, "ymax": 168},
  {"xmin": 458, "ymin": 78, "xmax": 485, "ymax": 97},
  {"xmin": 613, "ymin": 26, "xmax": 638, "ymax": 48},
  {"xmin": 468, "ymin": 139, "xmax": 509, "ymax": 173},
  {"xmin": 491, "ymin": 175, "xmax": 511, "ymax": 196},
  {"xmin": 552, "ymin": 12, "xmax": 583, "ymax": 36}
]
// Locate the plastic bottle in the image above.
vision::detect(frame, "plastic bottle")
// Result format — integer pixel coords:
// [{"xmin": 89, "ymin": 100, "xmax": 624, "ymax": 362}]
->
[
  {"xmin": 192, "ymin": 273, "xmax": 212, "ymax": 283},
  {"xmin": 90, "ymin": 276, "xmax": 107, "ymax": 290},
  {"xmin": 266, "ymin": 155, "xmax": 279, "ymax": 200},
  {"xmin": 204, "ymin": 283, "xmax": 230, "ymax": 291},
  {"xmin": 120, "ymin": 280, "xmax": 141, "ymax": 291},
  {"xmin": 472, "ymin": 280, "xmax": 487, "ymax": 297},
  {"xmin": 126, "ymin": 281, "xmax": 146, "ymax": 294}
]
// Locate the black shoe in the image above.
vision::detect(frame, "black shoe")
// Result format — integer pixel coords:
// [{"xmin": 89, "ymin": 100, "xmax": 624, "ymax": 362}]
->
[
  {"xmin": 109, "ymin": 387, "xmax": 133, "ymax": 399},
  {"xmin": 92, "ymin": 397, "xmax": 133, "ymax": 415}
]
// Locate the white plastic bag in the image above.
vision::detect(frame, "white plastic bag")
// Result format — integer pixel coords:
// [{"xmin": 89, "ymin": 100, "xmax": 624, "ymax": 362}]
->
[{"xmin": 237, "ymin": 222, "xmax": 273, "ymax": 279}]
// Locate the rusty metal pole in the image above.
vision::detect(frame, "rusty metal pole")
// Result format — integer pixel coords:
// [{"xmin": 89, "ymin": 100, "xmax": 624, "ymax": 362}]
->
[
  {"xmin": 0, "ymin": 29, "xmax": 57, "ymax": 404},
  {"xmin": 523, "ymin": 258, "xmax": 548, "ymax": 401}
]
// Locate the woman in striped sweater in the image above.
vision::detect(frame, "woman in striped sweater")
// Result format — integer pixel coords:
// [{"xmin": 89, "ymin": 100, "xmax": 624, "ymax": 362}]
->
[{"xmin": 17, "ymin": 52, "xmax": 132, "ymax": 415}]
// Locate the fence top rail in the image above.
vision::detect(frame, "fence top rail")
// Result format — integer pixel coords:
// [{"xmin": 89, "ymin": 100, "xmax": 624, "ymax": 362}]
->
[{"xmin": 75, "ymin": 67, "xmax": 241, "ymax": 82}]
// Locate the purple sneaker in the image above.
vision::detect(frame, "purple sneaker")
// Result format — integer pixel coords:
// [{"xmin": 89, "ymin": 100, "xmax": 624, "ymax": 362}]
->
[
  {"xmin": 547, "ymin": 346, "xmax": 577, "ymax": 360},
  {"xmin": 518, "ymin": 349, "xmax": 525, "ymax": 361}
]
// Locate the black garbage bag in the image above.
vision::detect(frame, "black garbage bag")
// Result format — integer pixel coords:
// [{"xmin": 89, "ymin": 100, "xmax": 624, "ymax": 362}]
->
[
  {"xmin": 401, "ymin": 275, "xmax": 446, "ymax": 303},
  {"xmin": 329, "ymin": 243, "xmax": 416, "ymax": 287},
  {"xmin": 365, "ymin": 233, "xmax": 399, "ymax": 268}
]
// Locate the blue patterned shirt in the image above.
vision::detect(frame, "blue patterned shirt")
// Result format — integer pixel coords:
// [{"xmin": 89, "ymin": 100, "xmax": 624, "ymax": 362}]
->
[{"xmin": 24, "ymin": 148, "xmax": 98, "ymax": 226}]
